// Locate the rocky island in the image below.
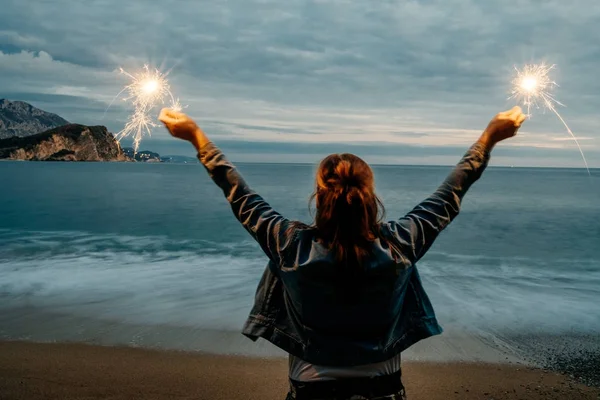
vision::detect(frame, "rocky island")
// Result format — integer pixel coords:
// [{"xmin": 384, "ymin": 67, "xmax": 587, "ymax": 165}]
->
[
  {"xmin": 0, "ymin": 99, "xmax": 181, "ymax": 162},
  {"xmin": 0, "ymin": 99, "xmax": 127, "ymax": 161},
  {"xmin": 0, "ymin": 124, "xmax": 129, "ymax": 162}
]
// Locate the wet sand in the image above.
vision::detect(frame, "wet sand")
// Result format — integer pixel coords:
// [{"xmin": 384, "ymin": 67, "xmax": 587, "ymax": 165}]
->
[{"xmin": 1, "ymin": 341, "xmax": 599, "ymax": 400}]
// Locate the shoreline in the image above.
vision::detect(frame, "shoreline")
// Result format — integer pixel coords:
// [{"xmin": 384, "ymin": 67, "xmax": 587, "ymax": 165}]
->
[
  {"xmin": 2, "ymin": 306, "xmax": 599, "ymax": 387},
  {"xmin": 1, "ymin": 340, "xmax": 599, "ymax": 400},
  {"xmin": 0, "ymin": 306, "xmax": 525, "ymax": 363}
]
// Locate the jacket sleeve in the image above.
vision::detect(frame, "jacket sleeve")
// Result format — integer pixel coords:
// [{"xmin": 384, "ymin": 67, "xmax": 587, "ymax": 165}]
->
[
  {"xmin": 387, "ymin": 142, "xmax": 491, "ymax": 264},
  {"xmin": 198, "ymin": 142, "xmax": 294, "ymax": 264}
]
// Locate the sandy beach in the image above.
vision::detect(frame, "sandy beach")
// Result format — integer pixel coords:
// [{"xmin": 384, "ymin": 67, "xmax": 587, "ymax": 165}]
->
[{"xmin": 0, "ymin": 341, "xmax": 598, "ymax": 400}]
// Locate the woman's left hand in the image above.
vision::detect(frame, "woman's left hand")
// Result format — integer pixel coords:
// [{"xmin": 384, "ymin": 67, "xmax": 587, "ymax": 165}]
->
[{"xmin": 159, "ymin": 108, "xmax": 207, "ymax": 149}]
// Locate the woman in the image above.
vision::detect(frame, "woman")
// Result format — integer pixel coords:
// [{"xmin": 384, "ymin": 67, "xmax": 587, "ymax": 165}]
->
[{"xmin": 159, "ymin": 106, "xmax": 526, "ymax": 400}]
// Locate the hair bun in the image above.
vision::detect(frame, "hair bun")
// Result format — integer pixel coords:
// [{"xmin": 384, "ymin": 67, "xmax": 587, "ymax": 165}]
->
[
  {"xmin": 345, "ymin": 186, "xmax": 361, "ymax": 204},
  {"xmin": 335, "ymin": 160, "xmax": 360, "ymax": 190}
]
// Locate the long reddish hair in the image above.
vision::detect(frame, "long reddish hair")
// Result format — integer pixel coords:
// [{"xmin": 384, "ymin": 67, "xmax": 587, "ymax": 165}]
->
[{"xmin": 312, "ymin": 153, "xmax": 385, "ymax": 270}]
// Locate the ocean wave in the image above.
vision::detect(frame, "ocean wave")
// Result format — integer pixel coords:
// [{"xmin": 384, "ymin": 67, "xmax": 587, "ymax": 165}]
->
[
  {"xmin": 1, "ymin": 229, "xmax": 599, "ymax": 335},
  {"xmin": 0, "ymin": 229, "xmax": 265, "ymax": 330},
  {"xmin": 419, "ymin": 252, "xmax": 600, "ymax": 334},
  {"xmin": 0, "ymin": 228, "xmax": 260, "ymax": 261}
]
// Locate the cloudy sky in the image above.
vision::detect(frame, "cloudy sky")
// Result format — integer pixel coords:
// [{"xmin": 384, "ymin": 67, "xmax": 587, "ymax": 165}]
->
[{"xmin": 1, "ymin": 0, "xmax": 599, "ymax": 167}]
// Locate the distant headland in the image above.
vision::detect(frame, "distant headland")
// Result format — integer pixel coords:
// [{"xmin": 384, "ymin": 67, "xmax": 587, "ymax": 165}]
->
[{"xmin": 0, "ymin": 99, "xmax": 195, "ymax": 163}]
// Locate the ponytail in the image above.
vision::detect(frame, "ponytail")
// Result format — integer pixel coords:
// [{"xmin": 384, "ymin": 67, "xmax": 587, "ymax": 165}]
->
[{"xmin": 313, "ymin": 154, "xmax": 385, "ymax": 271}]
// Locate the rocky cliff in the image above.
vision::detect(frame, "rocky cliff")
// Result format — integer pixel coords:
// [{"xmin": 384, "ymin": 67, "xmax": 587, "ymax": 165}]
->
[
  {"xmin": 0, "ymin": 124, "xmax": 129, "ymax": 161},
  {"xmin": 0, "ymin": 99, "xmax": 70, "ymax": 139}
]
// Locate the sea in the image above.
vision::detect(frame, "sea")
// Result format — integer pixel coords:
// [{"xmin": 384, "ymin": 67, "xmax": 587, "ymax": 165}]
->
[{"xmin": 1, "ymin": 161, "xmax": 599, "ymax": 384}]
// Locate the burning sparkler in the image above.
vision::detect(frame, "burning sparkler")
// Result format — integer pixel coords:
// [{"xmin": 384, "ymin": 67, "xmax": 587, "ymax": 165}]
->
[
  {"xmin": 112, "ymin": 65, "xmax": 181, "ymax": 153},
  {"xmin": 510, "ymin": 63, "xmax": 590, "ymax": 175}
]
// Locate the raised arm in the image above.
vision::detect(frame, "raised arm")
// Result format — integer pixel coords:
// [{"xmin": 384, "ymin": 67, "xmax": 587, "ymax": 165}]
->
[
  {"xmin": 388, "ymin": 106, "xmax": 527, "ymax": 264},
  {"xmin": 159, "ymin": 109, "xmax": 293, "ymax": 264}
]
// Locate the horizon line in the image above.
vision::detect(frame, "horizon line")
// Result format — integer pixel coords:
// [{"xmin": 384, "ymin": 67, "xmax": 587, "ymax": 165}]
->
[{"xmin": 157, "ymin": 157, "xmax": 598, "ymax": 170}]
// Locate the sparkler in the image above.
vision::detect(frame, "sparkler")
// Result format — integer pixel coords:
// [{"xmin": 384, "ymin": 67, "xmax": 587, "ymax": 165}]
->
[
  {"xmin": 112, "ymin": 65, "xmax": 181, "ymax": 153},
  {"xmin": 510, "ymin": 63, "xmax": 590, "ymax": 175}
]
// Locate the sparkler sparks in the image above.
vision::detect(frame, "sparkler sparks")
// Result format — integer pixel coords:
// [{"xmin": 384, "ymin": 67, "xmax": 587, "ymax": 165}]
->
[
  {"xmin": 113, "ymin": 65, "xmax": 181, "ymax": 153},
  {"xmin": 510, "ymin": 63, "xmax": 590, "ymax": 175},
  {"xmin": 510, "ymin": 63, "xmax": 561, "ymax": 117}
]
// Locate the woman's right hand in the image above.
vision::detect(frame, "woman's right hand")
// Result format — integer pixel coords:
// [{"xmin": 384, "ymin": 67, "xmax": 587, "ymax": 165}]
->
[
  {"xmin": 159, "ymin": 108, "xmax": 209, "ymax": 151},
  {"xmin": 481, "ymin": 106, "xmax": 527, "ymax": 146}
]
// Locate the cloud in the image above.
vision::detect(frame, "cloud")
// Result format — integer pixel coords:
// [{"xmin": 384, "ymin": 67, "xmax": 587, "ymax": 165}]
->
[
  {"xmin": 0, "ymin": 31, "xmax": 45, "ymax": 47},
  {"xmin": 0, "ymin": 0, "xmax": 599, "ymax": 166}
]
